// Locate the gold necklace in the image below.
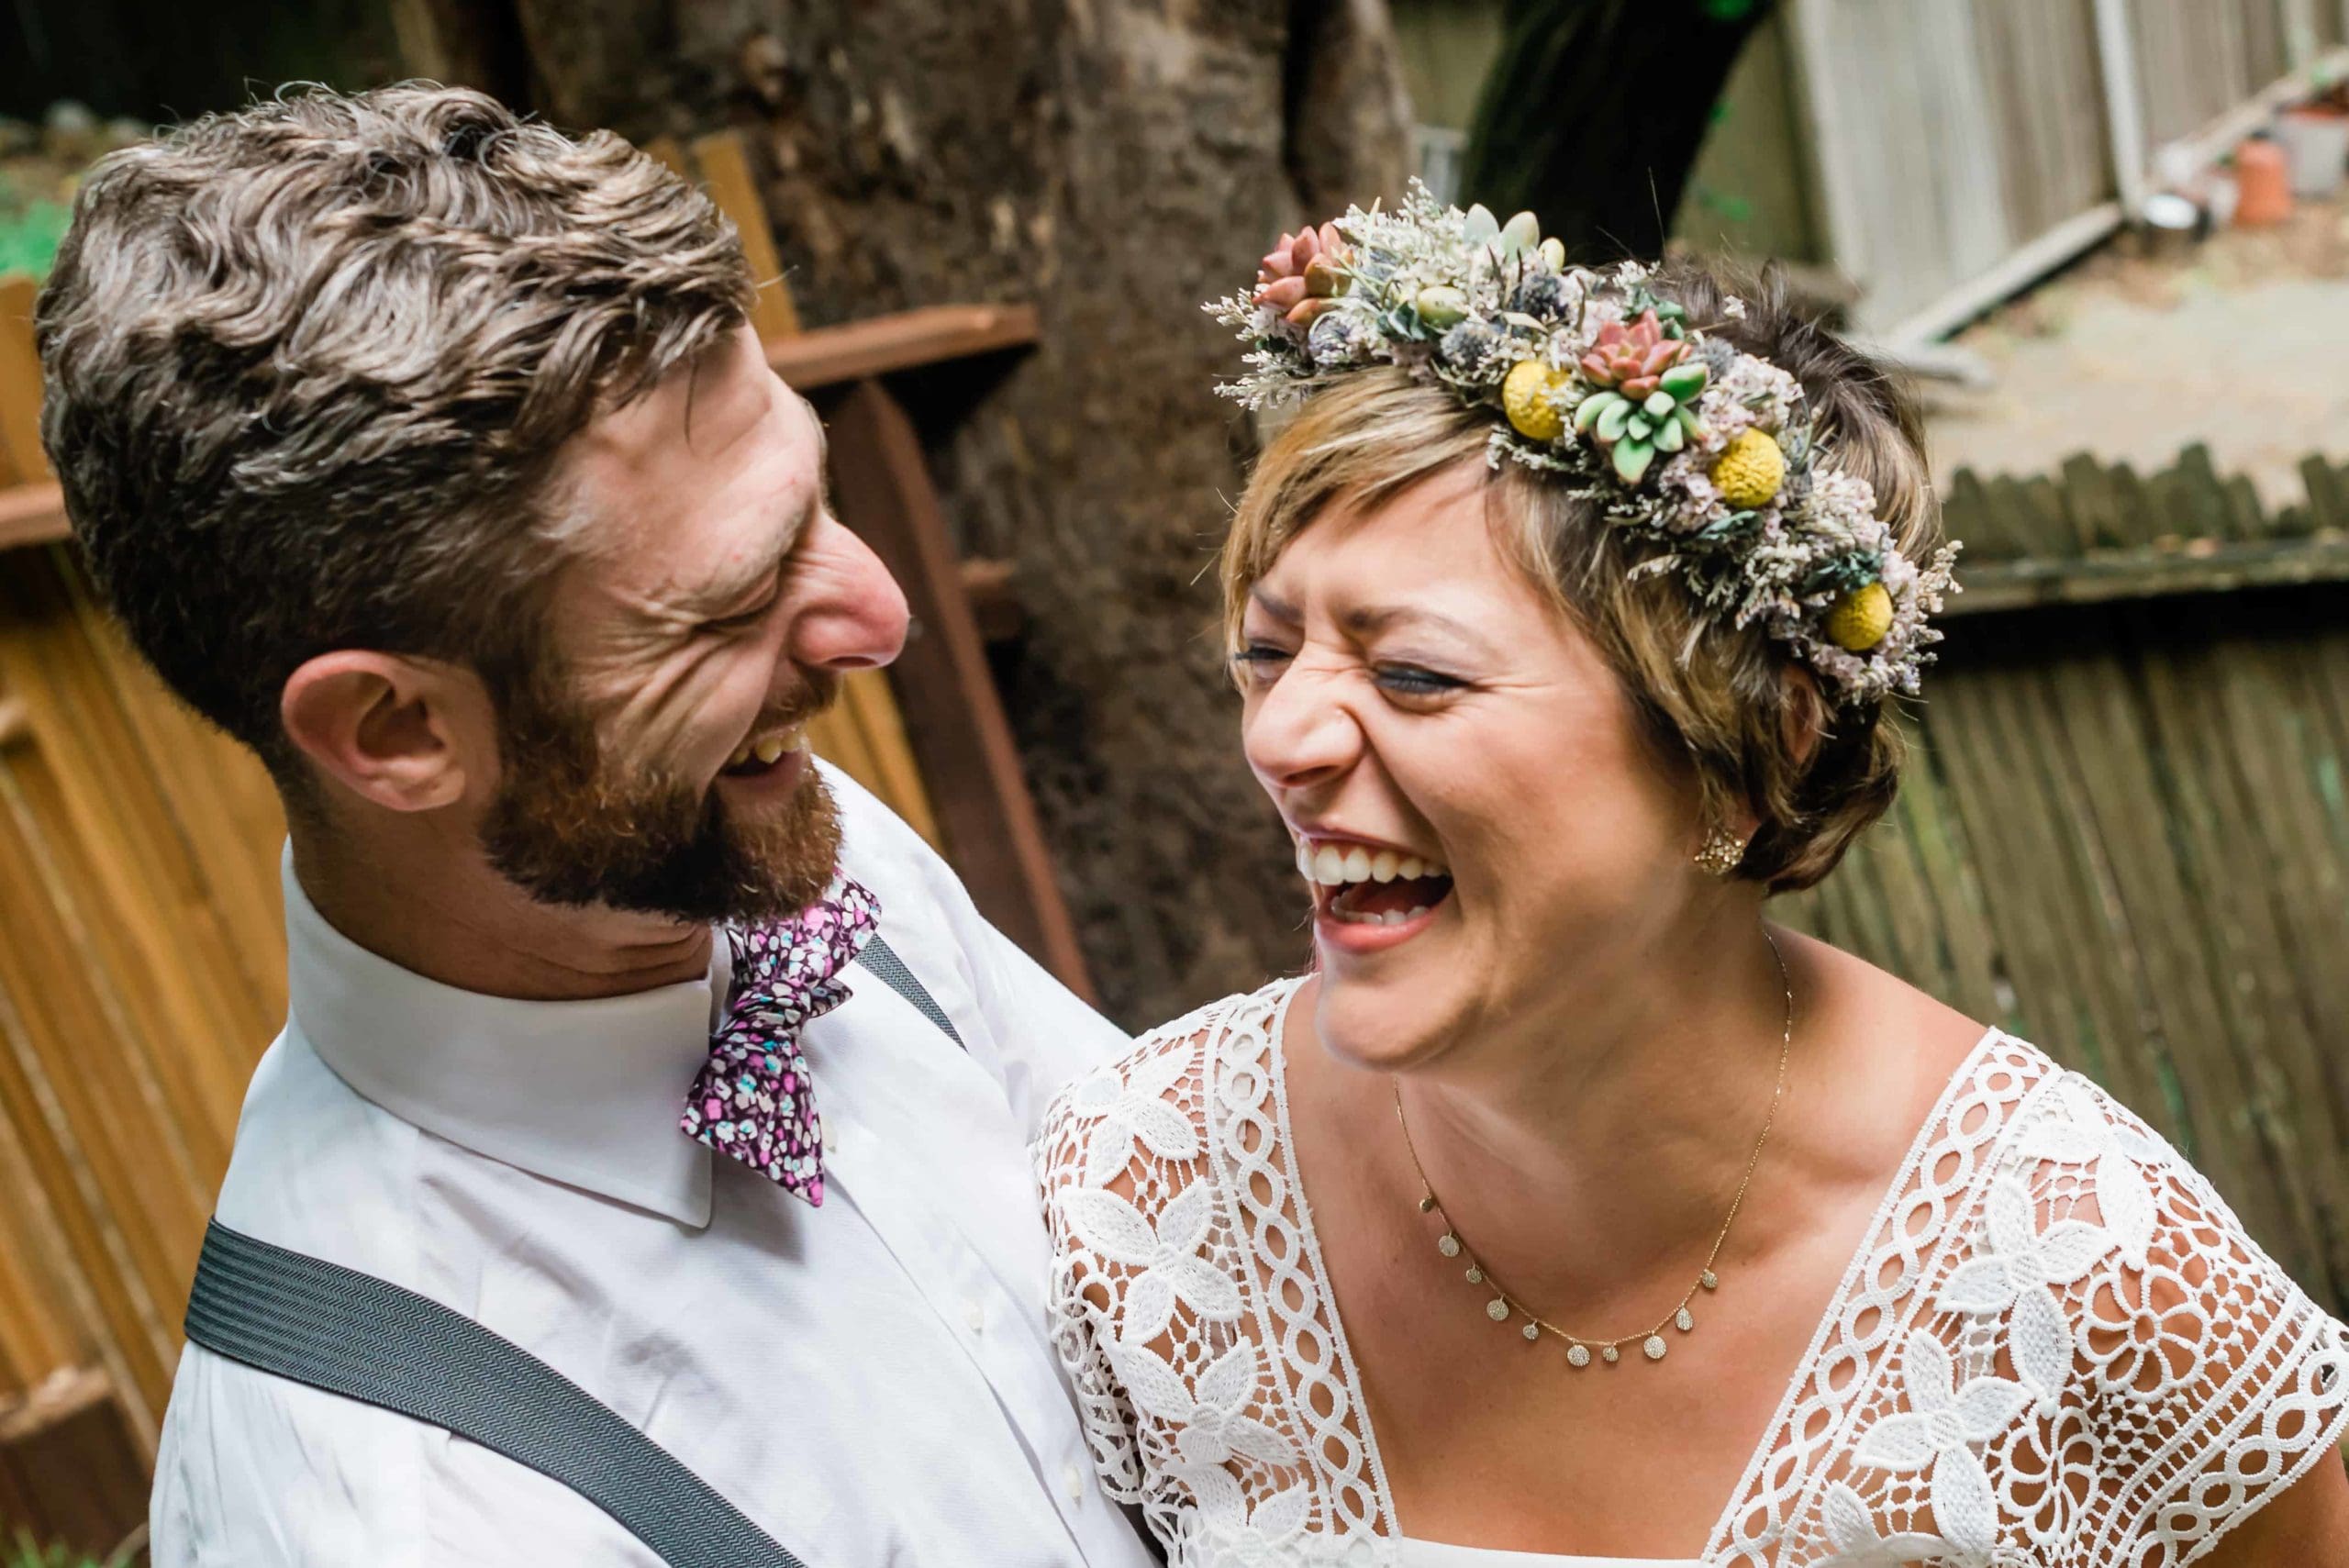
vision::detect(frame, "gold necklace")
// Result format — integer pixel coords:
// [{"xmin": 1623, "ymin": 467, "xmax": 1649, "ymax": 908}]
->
[{"xmin": 1392, "ymin": 929, "xmax": 1794, "ymax": 1368}]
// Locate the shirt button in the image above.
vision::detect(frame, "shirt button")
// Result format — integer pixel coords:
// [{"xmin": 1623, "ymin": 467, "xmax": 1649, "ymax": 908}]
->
[
  {"xmin": 964, "ymin": 1297, "xmax": 986, "ymax": 1334},
  {"xmin": 1063, "ymin": 1462, "xmax": 1085, "ymax": 1506},
  {"xmin": 820, "ymin": 1123, "xmax": 838, "ymax": 1155}
]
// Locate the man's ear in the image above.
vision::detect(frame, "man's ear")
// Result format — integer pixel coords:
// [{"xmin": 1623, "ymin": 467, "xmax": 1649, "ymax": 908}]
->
[{"xmin": 280, "ymin": 651, "xmax": 488, "ymax": 812}]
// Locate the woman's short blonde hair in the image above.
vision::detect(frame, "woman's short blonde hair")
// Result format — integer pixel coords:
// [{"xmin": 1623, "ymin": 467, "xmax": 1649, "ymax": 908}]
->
[{"xmin": 1219, "ymin": 261, "xmax": 1942, "ymax": 894}]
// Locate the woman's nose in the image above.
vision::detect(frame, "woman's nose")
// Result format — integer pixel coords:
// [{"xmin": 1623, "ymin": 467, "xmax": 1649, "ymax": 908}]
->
[
  {"xmin": 1242, "ymin": 663, "xmax": 1363, "ymax": 792},
  {"xmin": 787, "ymin": 515, "xmax": 910, "ymax": 672}
]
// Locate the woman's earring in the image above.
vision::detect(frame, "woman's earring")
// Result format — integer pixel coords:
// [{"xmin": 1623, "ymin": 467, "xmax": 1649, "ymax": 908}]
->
[{"xmin": 1694, "ymin": 827, "xmax": 1751, "ymax": 877}]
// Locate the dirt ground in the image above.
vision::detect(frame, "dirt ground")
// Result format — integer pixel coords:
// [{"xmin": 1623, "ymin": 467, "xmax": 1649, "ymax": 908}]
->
[{"xmin": 1921, "ymin": 194, "xmax": 2349, "ymax": 506}]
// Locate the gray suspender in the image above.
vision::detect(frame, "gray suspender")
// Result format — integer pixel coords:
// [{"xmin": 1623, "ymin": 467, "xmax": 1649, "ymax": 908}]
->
[
  {"xmin": 185, "ymin": 1220, "xmax": 808, "ymax": 1568},
  {"xmin": 859, "ymin": 933, "xmax": 964, "ymax": 1047},
  {"xmin": 183, "ymin": 941, "xmax": 964, "ymax": 1568}
]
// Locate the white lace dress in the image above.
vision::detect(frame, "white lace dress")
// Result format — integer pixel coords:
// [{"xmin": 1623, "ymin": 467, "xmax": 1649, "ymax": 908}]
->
[{"xmin": 1036, "ymin": 977, "xmax": 2349, "ymax": 1568}]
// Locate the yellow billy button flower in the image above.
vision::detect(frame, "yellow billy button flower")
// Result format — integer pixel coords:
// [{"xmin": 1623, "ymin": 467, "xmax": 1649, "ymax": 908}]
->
[
  {"xmin": 1501, "ymin": 359, "xmax": 1571, "ymax": 442},
  {"xmin": 1709, "ymin": 428, "xmax": 1787, "ymax": 510},
  {"xmin": 1826, "ymin": 582, "xmax": 1895, "ymax": 652}
]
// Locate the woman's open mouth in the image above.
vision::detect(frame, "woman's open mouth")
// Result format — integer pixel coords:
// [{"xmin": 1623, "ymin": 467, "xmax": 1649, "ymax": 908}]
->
[{"xmin": 1296, "ymin": 837, "xmax": 1455, "ymax": 949}]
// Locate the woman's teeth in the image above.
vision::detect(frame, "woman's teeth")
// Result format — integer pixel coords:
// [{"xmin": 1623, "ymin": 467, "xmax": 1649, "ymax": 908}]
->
[
  {"xmin": 1294, "ymin": 841, "xmax": 1446, "ymax": 885},
  {"xmin": 1294, "ymin": 840, "xmax": 1453, "ymax": 927}
]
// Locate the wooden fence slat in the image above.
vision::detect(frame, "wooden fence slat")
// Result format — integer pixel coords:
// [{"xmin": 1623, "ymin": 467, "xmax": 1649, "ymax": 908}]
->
[
  {"xmin": 822, "ymin": 379, "xmax": 1093, "ymax": 998},
  {"xmin": 0, "ymin": 779, "xmax": 177, "ymax": 1432},
  {"xmin": 1887, "ymin": 734, "xmax": 2007, "ymax": 1024},
  {"xmin": 0, "ymin": 277, "xmax": 48, "ymax": 486},
  {"xmin": 688, "ymin": 130, "xmax": 802, "ymax": 344},
  {"xmin": 2038, "ymin": 641, "xmax": 2325, "ymax": 1283},
  {"xmin": 837, "ymin": 667, "xmax": 941, "ymax": 850}
]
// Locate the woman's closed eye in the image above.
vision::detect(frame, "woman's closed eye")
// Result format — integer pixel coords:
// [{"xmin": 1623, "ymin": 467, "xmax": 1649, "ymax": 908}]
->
[
  {"xmin": 1375, "ymin": 662, "xmax": 1465, "ymax": 698},
  {"xmin": 1232, "ymin": 641, "xmax": 1465, "ymax": 702},
  {"xmin": 1230, "ymin": 642, "xmax": 1294, "ymax": 683}
]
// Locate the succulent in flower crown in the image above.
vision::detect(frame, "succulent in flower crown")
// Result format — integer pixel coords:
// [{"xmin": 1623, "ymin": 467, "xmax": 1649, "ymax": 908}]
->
[
  {"xmin": 1252, "ymin": 222, "xmax": 1353, "ymax": 327},
  {"xmin": 1205, "ymin": 181, "xmax": 1960, "ymax": 706},
  {"xmin": 1570, "ymin": 308, "xmax": 1710, "ymax": 486}
]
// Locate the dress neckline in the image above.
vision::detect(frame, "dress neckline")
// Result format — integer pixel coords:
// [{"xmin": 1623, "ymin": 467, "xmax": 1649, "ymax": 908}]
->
[
  {"xmin": 1256, "ymin": 974, "xmax": 2005, "ymax": 1562},
  {"xmin": 1397, "ymin": 1537, "xmax": 1702, "ymax": 1566}
]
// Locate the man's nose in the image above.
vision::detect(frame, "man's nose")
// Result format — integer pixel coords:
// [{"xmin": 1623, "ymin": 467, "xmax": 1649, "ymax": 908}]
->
[{"xmin": 788, "ymin": 516, "xmax": 910, "ymax": 672}]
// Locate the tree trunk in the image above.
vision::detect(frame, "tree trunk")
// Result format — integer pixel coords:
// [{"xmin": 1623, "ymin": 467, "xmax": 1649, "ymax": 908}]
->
[
  {"xmin": 1459, "ymin": 0, "xmax": 1776, "ymax": 263},
  {"xmin": 484, "ymin": 0, "xmax": 1413, "ymax": 1027}
]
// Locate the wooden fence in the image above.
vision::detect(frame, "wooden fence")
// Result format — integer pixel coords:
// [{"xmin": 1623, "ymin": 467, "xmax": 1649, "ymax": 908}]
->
[
  {"xmin": 1781, "ymin": 445, "xmax": 2349, "ymax": 1314},
  {"xmin": 1790, "ymin": 0, "xmax": 2348, "ymax": 341}
]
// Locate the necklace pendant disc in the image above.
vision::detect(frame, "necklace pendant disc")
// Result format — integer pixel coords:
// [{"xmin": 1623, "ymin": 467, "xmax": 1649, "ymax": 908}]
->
[
  {"xmin": 1464, "ymin": 1265, "xmax": 1483, "ymax": 1284},
  {"xmin": 1521, "ymin": 1322, "xmax": 1540, "ymax": 1341},
  {"xmin": 1437, "ymin": 1233, "xmax": 1462, "ymax": 1258},
  {"xmin": 1642, "ymin": 1335, "xmax": 1668, "ymax": 1362},
  {"xmin": 1700, "ymin": 1270, "xmax": 1719, "ymax": 1290},
  {"xmin": 1675, "ymin": 1307, "xmax": 1695, "ymax": 1332},
  {"xmin": 1566, "ymin": 1343, "xmax": 1592, "ymax": 1368},
  {"xmin": 1601, "ymin": 1345, "xmax": 1620, "ymax": 1363},
  {"xmin": 1486, "ymin": 1298, "xmax": 1510, "ymax": 1322},
  {"xmin": 1419, "ymin": 1195, "xmax": 1437, "ymax": 1213}
]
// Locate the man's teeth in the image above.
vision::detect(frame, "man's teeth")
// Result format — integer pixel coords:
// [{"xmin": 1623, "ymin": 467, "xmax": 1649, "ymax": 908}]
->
[
  {"xmin": 1293, "ymin": 841, "xmax": 1447, "ymax": 885},
  {"xmin": 726, "ymin": 728, "xmax": 802, "ymax": 770}
]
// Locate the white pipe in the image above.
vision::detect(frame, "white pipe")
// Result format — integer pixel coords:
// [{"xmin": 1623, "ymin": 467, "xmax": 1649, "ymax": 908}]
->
[{"xmin": 2091, "ymin": 0, "xmax": 2151, "ymax": 218}]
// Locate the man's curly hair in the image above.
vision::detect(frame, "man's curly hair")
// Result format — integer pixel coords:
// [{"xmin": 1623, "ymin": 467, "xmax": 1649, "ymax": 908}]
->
[{"xmin": 38, "ymin": 83, "xmax": 754, "ymax": 780}]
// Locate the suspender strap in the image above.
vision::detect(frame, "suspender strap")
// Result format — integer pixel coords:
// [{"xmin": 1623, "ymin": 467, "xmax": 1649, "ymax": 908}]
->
[
  {"xmin": 183, "ymin": 1220, "xmax": 807, "ymax": 1568},
  {"xmin": 857, "ymin": 933, "xmax": 964, "ymax": 1048},
  {"xmin": 183, "ymin": 940, "xmax": 957, "ymax": 1560}
]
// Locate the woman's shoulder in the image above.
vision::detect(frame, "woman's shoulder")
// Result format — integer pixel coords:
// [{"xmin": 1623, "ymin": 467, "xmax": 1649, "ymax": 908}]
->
[
  {"xmin": 1939, "ymin": 1033, "xmax": 2347, "ymax": 1546},
  {"xmin": 1752, "ymin": 1028, "xmax": 2347, "ymax": 1562},
  {"xmin": 1036, "ymin": 974, "xmax": 1304, "ymax": 1193},
  {"xmin": 1942, "ymin": 1029, "xmax": 2310, "ymax": 1294}
]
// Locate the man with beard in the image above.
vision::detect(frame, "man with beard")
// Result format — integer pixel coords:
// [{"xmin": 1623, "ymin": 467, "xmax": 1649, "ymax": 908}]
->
[{"xmin": 39, "ymin": 85, "xmax": 1157, "ymax": 1566}]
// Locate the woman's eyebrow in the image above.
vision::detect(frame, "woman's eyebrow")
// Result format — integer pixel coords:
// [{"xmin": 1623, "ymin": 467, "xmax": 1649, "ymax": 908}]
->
[
  {"xmin": 1340, "ymin": 603, "xmax": 1497, "ymax": 653},
  {"xmin": 1248, "ymin": 585, "xmax": 1304, "ymax": 625}
]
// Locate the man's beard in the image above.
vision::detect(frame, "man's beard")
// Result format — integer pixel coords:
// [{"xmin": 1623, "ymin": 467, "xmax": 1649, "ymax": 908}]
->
[{"xmin": 479, "ymin": 664, "xmax": 842, "ymax": 926}]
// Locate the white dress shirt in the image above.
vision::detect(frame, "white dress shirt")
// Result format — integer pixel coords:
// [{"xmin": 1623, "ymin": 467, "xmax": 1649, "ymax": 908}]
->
[{"xmin": 150, "ymin": 763, "xmax": 1159, "ymax": 1568}]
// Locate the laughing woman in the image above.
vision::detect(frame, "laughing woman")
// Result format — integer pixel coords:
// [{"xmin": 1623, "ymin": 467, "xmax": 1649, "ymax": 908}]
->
[{"xmin": 1037, "ymin": 194, "xmax": 2349, "ymax": 1568}]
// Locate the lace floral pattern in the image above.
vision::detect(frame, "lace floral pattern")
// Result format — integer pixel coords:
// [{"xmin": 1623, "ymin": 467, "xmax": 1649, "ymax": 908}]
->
[{"xmin": 1036, "ymin": 980, "xmax": 2349, "ymax": 1567}]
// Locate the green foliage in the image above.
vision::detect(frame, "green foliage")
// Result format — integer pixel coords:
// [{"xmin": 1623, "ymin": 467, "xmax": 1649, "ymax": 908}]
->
[
  {"xmin": 6, "ymin": 1530, "xmax": 105, "ymax": 1568},
  {"xmin": 0, "ymin": 176, "xmax": 72, "ymax": 283}
]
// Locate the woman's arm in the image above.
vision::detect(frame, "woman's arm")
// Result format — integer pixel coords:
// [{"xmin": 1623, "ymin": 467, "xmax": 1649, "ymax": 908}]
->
[{"xmin": 2195, "ymin": 1449, "xmax": 2349, "ymax": 1565}]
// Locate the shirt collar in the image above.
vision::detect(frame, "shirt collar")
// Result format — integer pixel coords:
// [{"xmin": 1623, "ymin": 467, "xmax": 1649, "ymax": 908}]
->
[{"xmin": 282, "ymin": 850, "xmax": 724, "ymax": 1228}]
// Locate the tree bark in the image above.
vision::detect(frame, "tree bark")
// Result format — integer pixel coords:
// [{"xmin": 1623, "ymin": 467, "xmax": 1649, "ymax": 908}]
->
[
  {"xmin": 494, "ymin": 0, "xmax": 1413, "ymax": 1026},
  {"xmin": 1459, "ymin": 0, "xmax": 1776, "ymax": 263}
]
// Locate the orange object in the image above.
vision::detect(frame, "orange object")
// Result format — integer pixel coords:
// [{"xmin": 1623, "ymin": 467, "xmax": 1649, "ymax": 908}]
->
[{"xmin": 2232, "ymin": 136, "xmax": 2295, "ymax": 226}]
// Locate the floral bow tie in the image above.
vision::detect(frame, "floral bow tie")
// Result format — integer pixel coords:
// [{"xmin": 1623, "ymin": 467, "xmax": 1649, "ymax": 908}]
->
[{"xmin": 681, "ymin": 876, "xmax": 880, "ymax": 1207}]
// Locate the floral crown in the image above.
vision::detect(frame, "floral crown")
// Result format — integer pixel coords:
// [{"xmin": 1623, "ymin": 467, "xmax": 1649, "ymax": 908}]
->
[{"xmin": 1208, "ymin": 183, "xmax": 1959, "ymax": 706}]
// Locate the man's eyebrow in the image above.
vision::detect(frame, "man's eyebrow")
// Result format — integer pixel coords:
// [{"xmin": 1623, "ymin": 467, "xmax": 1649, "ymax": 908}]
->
[{"xmin": 685, "ymin": 487, "xmax": 818, "ymax": 617}]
